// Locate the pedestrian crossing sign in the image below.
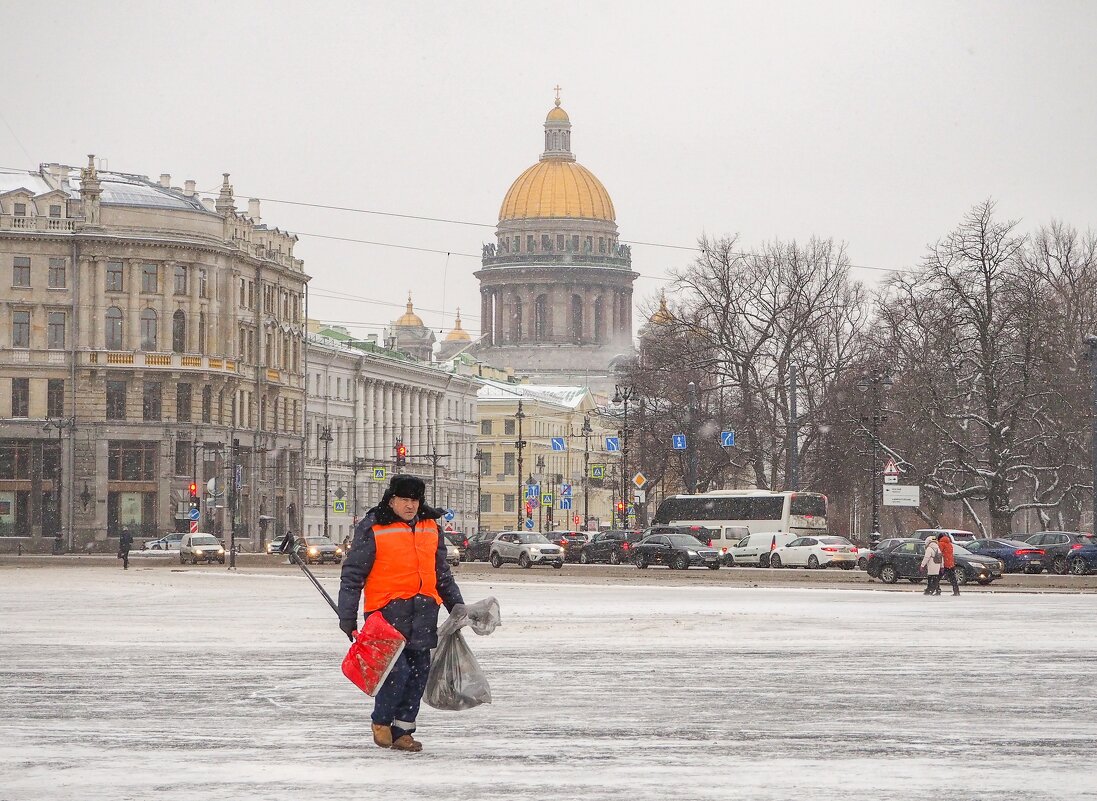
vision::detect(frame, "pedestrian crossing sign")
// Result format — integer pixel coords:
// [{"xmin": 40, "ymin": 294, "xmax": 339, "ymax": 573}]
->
[
  {"xmin": 590, "ymin": 464, "xmax": 606, "ymax": 479},
  {"xmin": 372, "ymin": 467, "xmax": 387, "ymax": 481},
  {"xmin": 333, "ymin": 499, "xmax": 347, "ymax": 513}
]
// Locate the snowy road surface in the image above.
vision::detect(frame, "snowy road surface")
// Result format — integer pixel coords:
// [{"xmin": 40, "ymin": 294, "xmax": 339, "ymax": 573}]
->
[{"xmin": 1, "ymin": 566, "xmax": 1094, "ymax": 801}]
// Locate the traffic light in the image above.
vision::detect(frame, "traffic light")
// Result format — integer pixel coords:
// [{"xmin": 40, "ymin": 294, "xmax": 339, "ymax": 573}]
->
[
  {"xmin": 395, "ymin": 441, "xmax": 407, "ymax": 466},
  {"xmin": 616, "ymin": 500, "xmax": 626, "ymax": 520},
  {"xmin": 189, "ymin": 482, "xmax": 199, "ymax": 508},
  {"xmin": 525, "ymin": 501, "xmax": 533, "ymax": 517}
]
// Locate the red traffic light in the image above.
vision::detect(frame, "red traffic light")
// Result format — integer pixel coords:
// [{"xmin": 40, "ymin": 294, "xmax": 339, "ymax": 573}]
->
[
  {"xmin": 525, "ymin": 502, "xmax": 533, "ymax": 515},
  {"xmin": 396, "ymin": 443, "xmax": 407, "ymax": 457},
  {"xmin": 189, "ymin": 482, "xmax": 198, "ymax": 496},
  {"xmin": 616, "ymin": 501, "xmax": 626, "ymax": 512}
]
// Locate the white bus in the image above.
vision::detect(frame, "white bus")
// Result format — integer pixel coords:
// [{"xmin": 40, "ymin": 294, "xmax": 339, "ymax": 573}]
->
[{"xmin": 652, "ymin": 490, "xmax": 828, "ymax": 537}]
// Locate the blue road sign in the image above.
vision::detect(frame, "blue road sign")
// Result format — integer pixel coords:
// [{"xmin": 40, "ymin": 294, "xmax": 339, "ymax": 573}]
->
[
  {"xmin": 672, "ymin": 434, "xmax": 687, "ymax": 450},
  {"xmin": 525, "ymin": 518, "xmax": 534, "ymax": 530},
  {"xmin": 526, "ymin": 484, "xmax": 540, "ymax": 499},
  {"xmin": 188, "ymin": 507, "xmax": 200, "ymax": 521},
  {"xmin": 560, "ymin": 498, "xmax": 572, "ymax": 511},
  {"xmin": 541, "ymin": 493, "xmax": 554, "ymax": 507},
  {"xmin": 333, "ymin": 499, "xmax": 347, "ymax": 513},
  {"xmin": 444, "ymin": 509, "xmax": 455, "ymax": 521},
  {"xmin": 721, "ymin": 430, "xmax": 736, "ymax": 447},
  {"xmin": 372, "ymin": 467, "xmax": 387, "ymax": 481},
  {"xmin": 606, "ymin": 437, "xmax": 620, "ymax": 452},
  {"xmin": 550, "ymin": 437, "xmax": 565, "ymax": 451},
  {"xmin": 590, "ymin": 464, "xmax": 606, "ymax": 479},
  {"xmin": 561, "ymin": 483, "xmax": 572, "ymax": 497}
]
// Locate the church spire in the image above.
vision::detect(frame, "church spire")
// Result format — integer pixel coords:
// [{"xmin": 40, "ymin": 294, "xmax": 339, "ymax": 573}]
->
[{"xmin": 541, "ymin": 87, "xmax": 575, "ymax": 162}]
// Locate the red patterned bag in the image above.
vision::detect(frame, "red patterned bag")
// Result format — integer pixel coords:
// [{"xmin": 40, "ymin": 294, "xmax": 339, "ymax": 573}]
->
[{"xmin": 341, "ymin": 612, "xmax": 406, "ymax": 696}]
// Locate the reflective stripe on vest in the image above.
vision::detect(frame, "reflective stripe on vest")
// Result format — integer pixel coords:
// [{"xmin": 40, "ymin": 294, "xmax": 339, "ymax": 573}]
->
[{"xmin": 363, "ymin": 518, "xmax": 442, "ymax": 612}]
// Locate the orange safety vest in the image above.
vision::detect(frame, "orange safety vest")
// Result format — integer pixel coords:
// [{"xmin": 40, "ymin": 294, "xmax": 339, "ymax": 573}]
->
[{"xmin": 363, "ymin": 518, "xmax": 443, "ymax": 612}]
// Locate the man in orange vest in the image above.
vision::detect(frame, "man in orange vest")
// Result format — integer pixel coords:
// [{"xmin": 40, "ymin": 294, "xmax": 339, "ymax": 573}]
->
[{"xmin": 338, "ymin": 474, "xmax": 464, "ymax": 753}]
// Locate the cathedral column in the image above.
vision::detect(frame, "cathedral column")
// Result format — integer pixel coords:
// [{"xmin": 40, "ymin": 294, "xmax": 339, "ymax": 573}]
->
[
  {"xmin": 382, "ymin": 382, "xmax": 393, "ymax": 456},
  {"xmin": 481, "ymin": 290, "xmax": 493, "ymax": 346},
  {"xmin": 525, "ymin": 287, "xmax": 537, "ymax": 343},
  {"xmin": 354, "ymin": 376, "xmax": 365, "ymax": 461}
]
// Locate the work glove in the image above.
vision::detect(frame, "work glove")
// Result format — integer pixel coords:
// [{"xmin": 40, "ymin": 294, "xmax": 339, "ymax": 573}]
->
[{"xmin": 339, "ymin": 618, "xmax": 357, "ymax": 641}]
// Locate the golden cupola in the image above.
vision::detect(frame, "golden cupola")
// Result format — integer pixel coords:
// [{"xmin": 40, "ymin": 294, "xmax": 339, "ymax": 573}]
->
[
  {"xmin": 498, "ymin": 96, "xmax": 616, "ymax": 223},
  {"xmin": 394, "ymin": 293, "xmax": 424, "ymax": 327},
  {"xmin": 444, "ymin": 308, "xmax": 472, "ymax": 342}
]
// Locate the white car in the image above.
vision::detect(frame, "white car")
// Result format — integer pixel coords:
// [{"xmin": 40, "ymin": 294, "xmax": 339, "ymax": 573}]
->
[
  {"xmin": 489, "ymin": 531, "xmax": 564, "ymax": 569},
  {"xmin": 178, "ymin": 532, "xmax": 226, "ymax": 565},
  {"xmin": 770, "ymin": 535, "xmax": 858, "ymax": 570},
  {"xmin": 728, "ymin": 532, "xmax": 799, "ymax": 567}
]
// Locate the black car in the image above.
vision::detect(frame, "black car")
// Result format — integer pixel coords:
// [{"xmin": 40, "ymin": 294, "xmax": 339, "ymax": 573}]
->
[
  {"xmin": 632, "ymin": 533, "xmax": 721, "ymax": 570},
  {"xmin": 544, "ymin": 531, "xmax": 590, "ymax": 563},
  {"xmin": 867, "ymin": 538, "xmax": 1003, "ymax": 586},
  {"xmin": 1024, "ymin": 532, "xmax": 1097, "ymax": 575},
  {"xmin": 578, "ymin": 530, "xmax": 644, "ymax": 565},
  {"xmin": 294, "ymin": 536, "xmax": 343, "ymax": 565},
  {"xmin": 463, "ymin": 531, "xmax": 501, "ymax": 562},
  {"xmin": 859, "ymin": 538, "xmax": 905, "ymax": 571}
]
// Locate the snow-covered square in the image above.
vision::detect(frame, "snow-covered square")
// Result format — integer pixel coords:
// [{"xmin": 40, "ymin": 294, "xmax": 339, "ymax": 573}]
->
[{"xmin": 1, "ymin": 565, "xmax": 1095, "ymax": 801}]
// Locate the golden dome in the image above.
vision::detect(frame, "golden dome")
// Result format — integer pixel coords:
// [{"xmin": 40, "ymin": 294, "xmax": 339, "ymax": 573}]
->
[
  {"xmin": 649, "ymin": 293, "xmax": 673, "ymax": 325},
  {"xmin": 444, "ymin": 308, "xmax": 472, "ymax": 342},
  {"xmin": 394, "ymin": 293, "xmax": 424, "ymax": 327},
  {"xmin": 546, "ymin": 105, "xmax": 570, "ymax": 122},
  {"xmin": 499, "ymin": 160, "xmax": 615, "ymax": 222}
]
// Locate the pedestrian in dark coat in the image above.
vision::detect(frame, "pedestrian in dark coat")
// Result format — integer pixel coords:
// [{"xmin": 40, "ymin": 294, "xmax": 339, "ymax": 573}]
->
[
  {"xmin": 118, "ymin": 528, "xmax": 134, "ymax": 570},
  {"xmin": 939, "ymin": 533, "xmax": 960, "ymax": 595},
  {"xmin": 337, "ymin": 474, "xmax": 464, "ymax": 753}
]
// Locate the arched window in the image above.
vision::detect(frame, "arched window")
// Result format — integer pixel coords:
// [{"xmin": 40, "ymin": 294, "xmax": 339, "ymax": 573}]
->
[
  {"xmin": 535, "ymin": 295, "xmax": 549, "ymax": 340},
  {"xmin": 172, "ymin": 310, "xmax": 186, "ymax": 353},
  {"xmin": 139, "ymin": 308, "xmax": 158, "ymax": 351},
  {"xmin": 594, "ymin": 297, "xmax": 605, "ymax": 343},
  {"xmin": 571, "ymin": 295, "xmax": 584, "ymax": 343},
  {"xmin": 105, "ymin": 307, "xmax": 123, "ymax": 349}
]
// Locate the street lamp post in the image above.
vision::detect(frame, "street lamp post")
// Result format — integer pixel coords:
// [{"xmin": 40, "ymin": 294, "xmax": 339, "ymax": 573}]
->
[
  {"xmin": 515, "ymin": 400, "xmax": 526, "ymax": 531},
  {"xmin": 473, "ymin": 448, "xmax": 484, "ymax": 534},
  {"xmin": 856, "ymin": 369, "xmax": 892, "ymax": 547},
  {"xmin": 535, "ymin": 455, "xmax": 546, "ymax": 531},
  {"xmin": 581, "ymin": 414, "xmax": 592, "ymax": 530},
  {"xmin": 613, "ymin": 384, "xmax": 633, "ymax": 527},
  {"xmin": 319, "ymin": 425, "xmax": 333, "ymax": 539},
  {"xmin": 43, "ymin": 417, "xmax": 75, "ymax": 549},
  {"xmin": 1086, "ymin": 335, "xmax": 1097, "ymax": 529}
]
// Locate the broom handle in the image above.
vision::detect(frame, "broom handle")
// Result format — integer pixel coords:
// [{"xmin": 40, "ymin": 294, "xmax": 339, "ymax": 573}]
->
[{"xmin": 285, "ymin": 539, "xmax": 340, "ymax": 616}]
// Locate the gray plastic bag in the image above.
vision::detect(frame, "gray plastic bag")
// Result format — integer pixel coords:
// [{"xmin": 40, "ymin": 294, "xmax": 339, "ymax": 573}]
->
[{"xmin": 424, "ymin": 597, "xmax": 500, "ymax": 710}]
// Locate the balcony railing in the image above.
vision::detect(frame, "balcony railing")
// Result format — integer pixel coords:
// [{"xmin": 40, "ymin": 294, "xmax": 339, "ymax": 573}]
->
[
  {"xmin": 0, "ymin": 214, "xmax": 78, "ymax": 232},
  {"xmin": 82, "ymin": 351, "xmax": 240, "ymax": 373},
  {"xmin": 480, "ymin": 252, "xmax": 632, "ymax": 270}
]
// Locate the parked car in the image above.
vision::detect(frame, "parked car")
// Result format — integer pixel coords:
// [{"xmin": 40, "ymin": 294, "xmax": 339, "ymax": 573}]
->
[
  {"xmin": 265, "ymin": 534, "xmax": 291, "ymax": 555},
  {"xmin": 464, "ymin": 531, "xmax": 500, "ymax": 562},
  {"xmin": 578, "ymin": 530, "xmax": 644, "ymax": 565},
  {"xmin": 913, "ymin": 528, "xmax": 977, "ymax": 544},
  {"xmin": 445, "ymin": 532, "xmax": 466, "ymax": 561},
  {"xmin": 1061, "ymin": 537, "xmax": 1097, "ymax": 575},
  {"xmin": 857, "ymin": 538, "xmax": 904, "ymax": 571},
  {"xmin": 699, "ymin": 525, "xmax": 749, "ymax": 565},
  {"xmin": 1024, "ymin": 532, "xmax": 1097, "ymax": 574},
  {"xmin": 728, "ymin": 532, "xmax": 799, "ymax": 567},
  {"xmin": 867, "ymin": 539, "xmax": 1003, "ymax": 585},
  {"xmin": 178, "ymin": 532, "xmax": 225, "ymax": 565},
  {"xmin": 770, "ymin": 535, "xmax": 858, "ymax": 570},
  {"xmin": 294, "ymin": 536, "xmax": 343, "ymax": 565},
  {"xmin": 963, "ymin": 538, "xmax": 1047, "ymax": 574},
  {"xmin": 443, "ymin": 537, "xmax": 461, "ymax": 567},
  {"xmin": 144, "ymin": 532, "xmax": 185, "ymax": 551},
  {"xmin": 632, "ymin": 533, "xmax": 721, "ymax": 570},
  {"xmin": 489, "ymin": 531, "xmax": 564, "ymax": 569},
  {"xmin": 546, "ymin": 531, "xmax": 590, "ymax": 563}
]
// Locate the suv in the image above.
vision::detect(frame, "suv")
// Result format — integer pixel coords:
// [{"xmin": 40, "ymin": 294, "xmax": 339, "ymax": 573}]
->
[
  {"xmin": 179, "ymin": 532, "xmax": 225, "ymax": 565},
  {"xmin": 489, "ymin": 531, "xmax": 564, "ymax": 569},
  {"xmin": 294, "ymin": 536, "xmax": 343, "ymax": 565},
  {"xmin": 464, "ymin": 531, "xmax": 500, "ymax": 562},
  {"xmin": 1025, "ymin": 531, "xmax": 1097, "ymax": 574},
  {"xmin": 578, "ymin": 530, "xmax": 644, "ymax": 565}
]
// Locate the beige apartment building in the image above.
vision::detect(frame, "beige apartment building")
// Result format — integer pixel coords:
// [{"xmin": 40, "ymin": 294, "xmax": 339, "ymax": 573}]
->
[{"xmin": 0, "ymin": 158, "xmax": 306, "ymax": 550}]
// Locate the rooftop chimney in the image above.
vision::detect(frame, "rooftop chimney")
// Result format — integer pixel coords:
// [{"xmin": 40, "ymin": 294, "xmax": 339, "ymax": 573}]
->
[
  {"xmin": 248, "ymin": 198, "xmax": 261, "ymax": 223},
  {"xmin": 184, "ymin": 180, "xmax": 196, "ymax": 197},
  {"xmin": 159, "ymin": 173, "xmax": 171, "ymax": 188}
]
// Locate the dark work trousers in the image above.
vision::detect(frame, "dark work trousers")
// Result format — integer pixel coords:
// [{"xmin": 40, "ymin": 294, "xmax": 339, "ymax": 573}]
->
[
  {"xmin": 942, "ymin": 566, "xmax": 960, "ymax": 594},
  {"xmin": 372, "ymin": 648, "xmax": 432, "ymax": 738},
  {"xmin": 925, "ymin": 574, "xmax": 941, "ymax": 595},
  {"xmin": 119, "ymin": 549, "xmax": 130, "ymax": 569}
]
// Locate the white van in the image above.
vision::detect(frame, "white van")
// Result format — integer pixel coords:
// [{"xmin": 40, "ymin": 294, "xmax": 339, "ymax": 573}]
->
[
  {"xmin": 913, "ymin": 528, "xmax": 976, "ymax": 544},
  {"xmin": 728, "ymin": 532, "xmax": 799, "ymax": 567},
  {"xmin": 704, "ymin": 525, "xmax": 750, "ymax": 565}
]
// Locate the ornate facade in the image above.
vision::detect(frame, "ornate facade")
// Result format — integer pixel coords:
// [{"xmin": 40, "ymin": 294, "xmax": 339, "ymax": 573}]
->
[
  {"xmin": 474, "ymin": 98, "xmax": 637, "ymax": 391},
  {"xmin": 0, "ymin": 159, "xmax": 306, "ymax": 550}
]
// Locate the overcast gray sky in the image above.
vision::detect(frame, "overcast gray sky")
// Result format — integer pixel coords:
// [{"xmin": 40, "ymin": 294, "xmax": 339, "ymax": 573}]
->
[{"xmin": 4, "ymin": 1, "xmax": 1096, "ymax": 342}]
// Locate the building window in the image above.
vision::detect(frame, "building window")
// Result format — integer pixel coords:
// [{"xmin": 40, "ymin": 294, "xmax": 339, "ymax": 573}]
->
[
  {"xmin": 108, "ymin": 441, "xmax": 158, "ymax": 481},
  {"xmin": 10, "ymin": 378, "xmax": 29, "ymax": 417},
  {"xmin": 480, "ymin": 419, "xmax": 492, "ymax": 435},
  {"xmin": 49, "ymin": 204, "xmax": 62, "ymax": 218},
  {"xmin": 13, "ymin": 202, "xmax": 26, "ymax": 216},
  {"xmin": 542, "ymin": 234, "xmax": 552, "ymax": 251},
  {"xmin": 504, "ymin": 418, "xmax": 515, "ymax": 435},
  {"xmin": 48, "ymin": 312, "xmax": 66, "ymax": 349},
  {"xmin": 141, "ymin": 263, "xmax": 157, "ymax": 293},
  {"xmin": 47, "ymin": 379, "xmax": 65, "ymax": 417},
  {"xmin": 140, "ymin": 309, "xmax": 158, "ymax": 351},
  {"xmin": 142, "ymin": 381, "xmax": 162, "ymax": 421},
  {"xmin": 48, "ymin": 258, "xmax": 66, "ymax": 288},
  {"xmin": 12, "ymin": 311, "xmax": 30, "ymax": 348},
  {"xmin": 106, "ymin": 260, "xmax": 124, "ymax": 292},
  {"xmin": 479, "ymin": 452, "xmax": 492, "ymax": 475},
  {"xmin": 172, "ymin": 310, "xmax": 186, "ymax": 353},
  {"xmin": 175, "ymin": 439, "xmax": 190, "ymax": 476},
  {"xmin": 105, "ymin": 307, "xmax": 124, "ymax": 349},
  {"xmin": 176, "ymin": 383, "xmax": 192, "ymax": 422},
  {"xmin": 174, "ymin": 265, "xmax": 187, "ymax": 295},
  {"xmin": 198, "ymin": 312, "xmax": 206, "ymax": 353},
  {"xmin": 599, "ymin": 237, "xmax": 606, "ymax": 254},
  {"xmin": 12, "ymin": 256, "xmax": 30, "ymax": 287},
  {"xmin": 504, "ymin": 452, "xmax": 515, "ymax": 475},
  {"xmin": 202, "ymin": 385, "xmax": 212, "ymax": 423},
  {"xmin": 198, "ymin": 268, "xmax": 208, "ymax": 299},
  {"xmin": 480, "ymin": 493, "xmax": 491, "ymax": 513},
  {"xmin": 106, "ymin": 380, "xmax": 127, "ymax": 420},
  {"xmin": 503, "ymin": 494, "xmax": 516, "ymax": 513}
]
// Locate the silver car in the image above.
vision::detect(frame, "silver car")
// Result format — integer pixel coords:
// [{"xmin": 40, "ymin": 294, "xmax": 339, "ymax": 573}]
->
[
  {"xmin": 178, "ymin": 532, "xmax": 225, "ymax": 565},
  {"xmin": 489, "ymin": 531, "xmax": 564, "ymax": 569}
]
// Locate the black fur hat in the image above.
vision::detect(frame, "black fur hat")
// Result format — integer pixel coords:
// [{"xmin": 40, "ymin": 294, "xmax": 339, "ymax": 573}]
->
[{"xmin": 388, "ymin": 474, "xmax": 426, "ymax": 502}]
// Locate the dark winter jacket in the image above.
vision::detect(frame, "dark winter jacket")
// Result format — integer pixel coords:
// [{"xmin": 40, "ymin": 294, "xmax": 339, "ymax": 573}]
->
[
  {"xmin": 337, "ymin": 501, "xmax": 463, "ymax": 649},
  {"xmin": 119, "ymin": 530, "xmax": 134, "ymax": 553}
]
